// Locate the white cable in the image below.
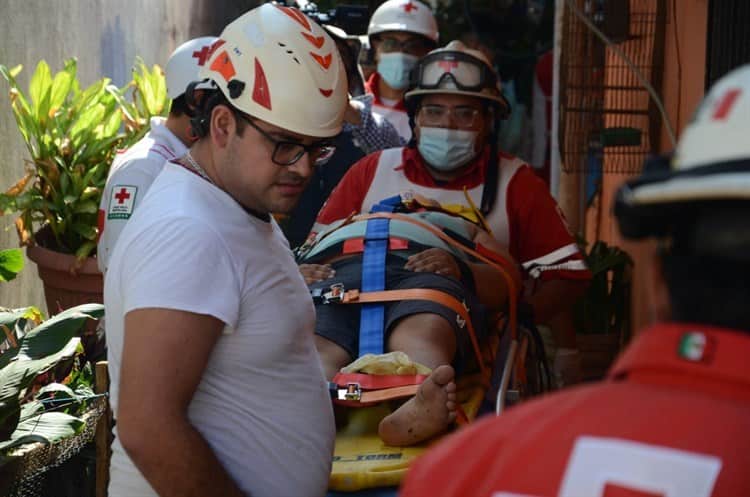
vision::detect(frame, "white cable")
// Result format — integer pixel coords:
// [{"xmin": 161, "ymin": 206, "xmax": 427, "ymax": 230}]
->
[{"xmin": 564, "ymin": 0, "xmax": 677, "ymax": 148}]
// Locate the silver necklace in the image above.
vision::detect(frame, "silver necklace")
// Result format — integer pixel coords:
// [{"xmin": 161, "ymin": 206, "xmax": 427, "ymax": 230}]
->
[{"xmin": 184, "ymin": 150, "xmax": 215, "ymax": 185}]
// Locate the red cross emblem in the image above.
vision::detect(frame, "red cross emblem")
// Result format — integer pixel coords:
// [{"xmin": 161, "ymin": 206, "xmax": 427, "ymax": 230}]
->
[
  {"xmin": 403, "ymin": 1, "xmax": 418, "ymax": 13},
  {"xmin": 192, "ymin": 45, "xmax": 212, "ymax": 66},
  {"xmin": 114, "ymin": 187, "xmax": 131, "ymax": 204},
  {"xmin": 438, "ymin": 60, "xmax": 459, "ymax": 72}
]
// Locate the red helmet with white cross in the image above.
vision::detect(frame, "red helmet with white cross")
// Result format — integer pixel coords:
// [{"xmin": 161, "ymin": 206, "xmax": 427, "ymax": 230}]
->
[
  {"xmin": 367, "ymin": 0, "xmax": 439, "ymax": 43},
  {"xmin": 198, "ymin": 4, "xmax": 347, "ymax": 138},
  {"xmin": 165, "ymin": 37, "xmax": 219, "ymax": 99}
]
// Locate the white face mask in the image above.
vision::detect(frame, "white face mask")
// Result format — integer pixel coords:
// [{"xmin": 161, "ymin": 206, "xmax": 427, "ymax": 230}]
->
[
  {"xmin": 377, "ymin": 52, "xmax": 419, "ymax": 90},
  {"xmin": 417, "ymin": 126, "xmax": 479, "ymax": 171}
]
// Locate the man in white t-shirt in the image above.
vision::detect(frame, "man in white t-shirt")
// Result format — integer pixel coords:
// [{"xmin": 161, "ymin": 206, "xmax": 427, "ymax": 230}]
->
[
  {"xmin": 97, "ymin": 36, "xmax": 218, "ymax": 273},
  {"xmin": 104, "ymin": 5, "xmax": 347, "ymax": 497}
]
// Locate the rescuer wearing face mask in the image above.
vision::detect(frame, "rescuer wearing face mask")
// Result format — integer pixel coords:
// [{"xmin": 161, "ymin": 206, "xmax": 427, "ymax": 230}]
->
[
  {"xmin": 365, "ymin": 0, "xmax": 438, "ymax": 141},
  {"xmin": 306, "ymin": 40, "xmax": 591, "ymax": 356}
]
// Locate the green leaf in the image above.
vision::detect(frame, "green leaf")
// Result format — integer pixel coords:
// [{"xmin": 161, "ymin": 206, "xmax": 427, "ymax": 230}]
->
[
  {"xmin": 0, "ymin": 304, "xmax": 103, "ymax": 372},
  {"xmin": 48, "ymin": 70, "xmax": 73, "ymax": 116},
  {"xmin": 9, "ymin": 64, "xmax": 23, "ymax": 78},
  {"xmin": 71, "ymin": 222, "xmax": 96, "ymax": 240},
  {"xmin": 0, "ymin": 305, "xmax": 102, "ymax": 425},
  {"xmin": 73, "ymin": 201, "xmax": 98, "ymax": 214},
  {"xmin": 0, "ymin": 337, "xmax": 80, "ymax": 424},
  {"xmin": 29, "ymin": 60, "xmax": 53, "ymax": 127},
  {"xmin": 0, "ymin": 412, "xmax": 84, "ymax": 453},
  {"xmin": 102, "ymin": 107, "xmax": 123, "ymax": 137},
  {"xmin": 0, "ymin": 249, "xmax": 24, "ymax": 282},
  {"xmin": 75, "ymin": 241, "xmax": 97, "ymax": 261}
]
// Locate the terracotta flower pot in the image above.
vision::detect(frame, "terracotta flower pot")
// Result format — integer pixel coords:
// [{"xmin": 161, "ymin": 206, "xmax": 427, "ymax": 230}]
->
[{"xmin": 25, "ymin": 229, "xmax": 103, "ymax": 316}]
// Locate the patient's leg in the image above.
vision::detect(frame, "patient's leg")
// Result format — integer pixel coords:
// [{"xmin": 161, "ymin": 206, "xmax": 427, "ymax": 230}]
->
[
  {"xmin": 378, "ymin": 313, "xmax": 458, "ymax": 446},
  {"xmin": 315, "ymin": 335, "xmax": 352, "ymax": 380},
  {"xmin": 386, "ymin": 313, "xmax": 456, "ymax": 369}
]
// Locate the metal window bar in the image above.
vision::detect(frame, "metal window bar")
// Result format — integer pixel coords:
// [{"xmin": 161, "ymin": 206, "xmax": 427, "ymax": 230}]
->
[{"xmin": 559, "ymin": 0, "xmax": 666, "ymax": 174}]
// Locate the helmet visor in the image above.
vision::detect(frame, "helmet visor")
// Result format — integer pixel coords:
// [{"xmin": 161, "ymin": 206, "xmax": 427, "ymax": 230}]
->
[{"xmin": 414, "ymin": 50, "xmax": 496, "ymax": 92}]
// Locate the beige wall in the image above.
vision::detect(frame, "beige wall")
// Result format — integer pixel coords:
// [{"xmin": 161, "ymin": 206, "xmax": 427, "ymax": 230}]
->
[
  {"xmin": 582, "ymin": 0, "xmax": 709, "ymax": 334},
  {"xmin": 0, "ymin": 0, "xmax": 193, "ymax": 312}
]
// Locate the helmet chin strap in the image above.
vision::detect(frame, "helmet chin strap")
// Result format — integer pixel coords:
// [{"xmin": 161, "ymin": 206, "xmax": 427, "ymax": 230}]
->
[{"xmin": 480, "ymin": 129, "xmax": 499, "ymax": 215}]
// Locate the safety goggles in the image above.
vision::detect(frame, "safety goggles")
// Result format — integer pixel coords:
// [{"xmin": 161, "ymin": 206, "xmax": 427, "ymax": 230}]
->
[
  {"xmin": 412, "ymin": 50, "xmax": 498, "ymax": 93},
  {"xmin": 236, "ymin": 113, "xmax": 336, "ymax": 167}
]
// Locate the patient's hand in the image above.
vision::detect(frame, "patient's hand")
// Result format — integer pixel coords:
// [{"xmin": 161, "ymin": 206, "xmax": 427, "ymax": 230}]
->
[
  {"xmin": 404, "ymin": 249, "xmax": 460, "ymax": 279},
  {"xmin": 299, "ymin": 264, "xmax": 336, "ymax": 285}
]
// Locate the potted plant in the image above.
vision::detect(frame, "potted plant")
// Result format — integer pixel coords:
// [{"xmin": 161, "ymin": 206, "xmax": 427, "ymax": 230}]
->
[
  {"xmin": 0, "ymin": 302, "xmax": 105, "ymax": 497},
  {"xmin": 573, "ymin": 238, "xmax": 633, "ymax": 380},
  {"xmin": 0, "ymin": 58, "xmax": 168, "ymax": 313}
]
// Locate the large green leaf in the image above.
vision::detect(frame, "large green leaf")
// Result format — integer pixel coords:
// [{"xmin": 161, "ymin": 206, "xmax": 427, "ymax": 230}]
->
[
  {"xmin": 0, "ymin": 249, "xmax": 24, "ymax": 282},
  {"xmin": 0, "ymin": 412, "xmax": 84, "ymax": 453},
  {"xmin": 0, "ymin": 304, "xmax": 102, "ymax": 372},
  {"xmin": 0, "ymin": 337, "xmax": 80, "ymax": 432},
  {"xmin": 48, "ymin": 70, "xmax": 74, "ymax": 116},
  {"xmin": 29, "ymin": 60, "xmax": 53, "ymax": 128}
]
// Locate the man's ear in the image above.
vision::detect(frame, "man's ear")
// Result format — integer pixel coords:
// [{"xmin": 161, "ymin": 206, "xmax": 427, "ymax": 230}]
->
[{"xmin": 209, "ymin": 105, "xmax": 236, "ymax": 149}]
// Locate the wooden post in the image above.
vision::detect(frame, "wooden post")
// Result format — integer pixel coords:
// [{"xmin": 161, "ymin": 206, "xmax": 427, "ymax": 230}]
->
[{"xmin": 95, "ymin": 361, "xmax": 112, "ymax": 497}]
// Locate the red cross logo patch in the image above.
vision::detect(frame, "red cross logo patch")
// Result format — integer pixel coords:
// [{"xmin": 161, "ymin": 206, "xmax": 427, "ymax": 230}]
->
[
  {"xmin": 107, "ymin": 185, "xmax": 138, "ymax": 220},
  {"xmin": 403, "ymin": 1, "xmax": 418, "ymax": 13}
]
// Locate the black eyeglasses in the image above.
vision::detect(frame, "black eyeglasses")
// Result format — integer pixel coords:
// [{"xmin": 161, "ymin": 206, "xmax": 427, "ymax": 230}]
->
[
  {"xmin": 376, "ymin": 36, "xmax": 433, "ymax": 56},
  {"xmin": 235, "ymin": 112, "xmax": 336, "ymax": 167}
]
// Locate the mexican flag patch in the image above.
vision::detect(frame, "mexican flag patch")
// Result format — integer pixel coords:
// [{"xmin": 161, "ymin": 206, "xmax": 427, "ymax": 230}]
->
[
  {"xmin": 107, "ymin": 185, "xmax": 138, "ymax": 220},
  {"xmin": 678, "ymin": 331, "xmax": 715, "ymax": 363}
]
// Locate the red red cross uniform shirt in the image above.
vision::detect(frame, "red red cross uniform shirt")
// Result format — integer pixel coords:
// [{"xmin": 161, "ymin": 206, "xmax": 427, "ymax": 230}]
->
[
  {"xmin": 315, "ymin": 146, "xmax": 590, "ymax": 282},
  {"xmin": 365, "ymin": 73, "xmax": 412, "ymax": 141},
  {"xmin": 400, "ymin": 323, "xmax": 750, "ymax": 497}
]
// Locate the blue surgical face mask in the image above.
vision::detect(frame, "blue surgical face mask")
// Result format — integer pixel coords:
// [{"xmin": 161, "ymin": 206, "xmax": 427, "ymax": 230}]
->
[
  {"xmin": 417, "ymin": 126, "xmax": 479, "ymax": 171},
  {"xmin": 377, "ymin": 52, "xmax": 419, "ymax": 91}
]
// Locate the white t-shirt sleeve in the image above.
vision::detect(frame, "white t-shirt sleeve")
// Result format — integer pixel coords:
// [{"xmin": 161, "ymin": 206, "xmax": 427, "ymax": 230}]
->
[{"xmin": 116, "ymin": 216, "xmax": 241, "ymax": 329}]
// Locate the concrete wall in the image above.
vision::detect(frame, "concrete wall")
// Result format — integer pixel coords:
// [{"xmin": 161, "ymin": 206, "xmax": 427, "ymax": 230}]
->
[{"xmin": 0, "ymin": 0, "xmax": 194, "ymax": 312}]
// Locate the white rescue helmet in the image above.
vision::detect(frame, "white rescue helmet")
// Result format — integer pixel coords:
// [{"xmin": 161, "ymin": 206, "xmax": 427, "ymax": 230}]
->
[
  {"xmin": 198, "ymin": 3, "xmax": 348, "ymax": 138},
  {"xmin": 620, "ymin": 64, "xmax": 750, "ymax": 207},
  {"xmin": 165, "ymin": 37, "xmax": 219, "ymax": 99},
  {"xmin": 405, "ymin": 40, "xmax": 510, "ymax": 116},
  {"xmin": 367, "ymin": 0, "xmax": 439, "ymax": 44},
  {"xmin": 615, "ymin": 64, "xmax": 750, "ymax": 240}
]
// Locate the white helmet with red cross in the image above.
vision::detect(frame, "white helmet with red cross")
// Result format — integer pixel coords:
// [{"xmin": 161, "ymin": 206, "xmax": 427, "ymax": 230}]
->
[
  {"xmin": 198, "ymin": 3, "xmax": 348, "ymax": 138},
  {"xmin": 405, "ymin": 40, "xmax": 510, "ymax": 116},
  {"xmin": 367, "ymin": 0, "xmax": 439, "ymax": 43},
  {"xmin": 615, "ymin": 64, "xmax": 750, "ymax": 240},
  {"xmin": 165, "ymin": 37, "xmax": 219, "ymax": 99}
]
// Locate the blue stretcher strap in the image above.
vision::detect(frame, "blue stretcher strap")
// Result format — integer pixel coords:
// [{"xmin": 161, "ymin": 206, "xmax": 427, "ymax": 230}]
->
[
  {"xmin": 358, "ymin": 196, "xmax": 401, "ymax": 355},
  {"xmin": 358, "ymin": 217, "xmax": 389, "ymax": 355}
]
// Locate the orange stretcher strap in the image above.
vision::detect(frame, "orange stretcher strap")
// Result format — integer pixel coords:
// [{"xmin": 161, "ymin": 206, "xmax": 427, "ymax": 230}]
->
[
  {"xmin": 332, "ymin": 372, "xmax": 429, "ymax": 390},
  {"xmin": 336, "ymin": 288, "xmax": 488, "ymax": 379},
  {"xmin": 350, "ymin": 212, "xmax": 520, "ymax": 341}
]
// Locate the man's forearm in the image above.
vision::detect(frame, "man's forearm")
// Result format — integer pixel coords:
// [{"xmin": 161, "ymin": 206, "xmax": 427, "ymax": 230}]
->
[
  {"xmin": 468, "ymin": 262, "xmax": 511, "ymax": 311},
  {"xmin": 120, "ymin": 414, "xmax": 246, "ymax": 497}
]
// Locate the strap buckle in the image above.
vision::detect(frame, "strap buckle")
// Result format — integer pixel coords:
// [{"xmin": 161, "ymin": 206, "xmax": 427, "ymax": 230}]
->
[
  {"xmin": 311, "ymin": 283, "xmax": 346, "ymax": 305},
  {"xmin": 328, "ymin": 381, "xmax": 362, "ymax": 402}
]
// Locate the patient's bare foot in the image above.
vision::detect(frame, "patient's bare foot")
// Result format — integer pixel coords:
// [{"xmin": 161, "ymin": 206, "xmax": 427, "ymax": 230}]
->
[{"xmin": 378, "ymin": 365, "xmax": 457, "ymax": 446}]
